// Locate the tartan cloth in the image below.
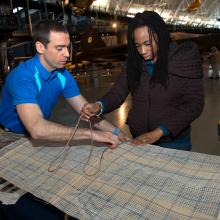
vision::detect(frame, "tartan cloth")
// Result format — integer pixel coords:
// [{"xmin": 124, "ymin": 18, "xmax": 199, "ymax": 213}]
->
[
  {"xmin": 0, "ymin": 138, "xmax": 220, "ymax": 220},
  {"xmin": 0, "ymin": 128, "xmax": 22, "ymax": 149}
]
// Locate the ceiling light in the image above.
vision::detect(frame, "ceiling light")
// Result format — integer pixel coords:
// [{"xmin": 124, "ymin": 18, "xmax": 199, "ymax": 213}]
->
[{"xmin": 112, "ymin": 23, "xmax": 117, "ymax": 28}]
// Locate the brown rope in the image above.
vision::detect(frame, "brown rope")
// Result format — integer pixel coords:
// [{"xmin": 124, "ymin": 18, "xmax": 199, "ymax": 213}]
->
[
  {"xmin": 48, "ymin": 114, "xmax": 84, "ymax": 172},
  {"xmin": 48, "ymin": 114, "xmax": 107, "ymax": 176}
]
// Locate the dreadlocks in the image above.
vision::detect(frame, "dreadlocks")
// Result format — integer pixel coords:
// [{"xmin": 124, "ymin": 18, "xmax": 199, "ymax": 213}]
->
[{"xmin": 127, "ymin": 11, "xmax": 170, "ymax": 92}]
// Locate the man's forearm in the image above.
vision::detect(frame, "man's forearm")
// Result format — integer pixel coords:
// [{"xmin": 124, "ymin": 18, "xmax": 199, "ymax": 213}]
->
[
  {"xmin": 30, "ymin": 119, "xmax": 90, "ymax": 142},
  {"xmin": 93, "ymin": 118, "xmax": 116, "ymax": 132}
]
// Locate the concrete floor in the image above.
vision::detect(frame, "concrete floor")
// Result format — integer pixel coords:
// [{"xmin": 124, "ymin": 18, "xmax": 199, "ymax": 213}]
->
[{"xmin": 51, "ymin": 63, "xmax": 220, "ymax": 156}]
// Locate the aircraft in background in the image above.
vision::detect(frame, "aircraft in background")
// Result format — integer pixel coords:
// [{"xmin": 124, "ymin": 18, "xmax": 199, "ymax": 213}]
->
[
  {"xmin": 1, "ymin": 0, "xmax": 220, "ymax": 78},
  {"xmin": 173, "ymin": 32, "xmax": 220, "ymax": 51}
]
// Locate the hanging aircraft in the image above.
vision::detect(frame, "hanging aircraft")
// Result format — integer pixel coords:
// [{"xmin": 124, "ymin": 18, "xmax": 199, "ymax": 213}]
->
[{"xmin": 1, "ymin": 0, "xmax": 220, "ymax": 78}]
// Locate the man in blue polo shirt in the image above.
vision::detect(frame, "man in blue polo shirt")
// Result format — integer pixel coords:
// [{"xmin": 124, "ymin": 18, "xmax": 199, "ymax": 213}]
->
[
  {"xmin": 0, "ymin": 20, "xmax": 121, "ymax": 148},
  {"xmin": 0, "ymin": 19, "xmax": 129, "ymax": 220}
]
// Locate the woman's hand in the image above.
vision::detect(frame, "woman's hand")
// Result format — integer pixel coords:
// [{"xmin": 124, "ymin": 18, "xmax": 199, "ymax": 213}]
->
[
  {"xmin": 118, "ymin": 130, "xmax": 131, "ymax": 143},
  {"xmin": 81, "ymin": 103, "xmax": 101, "ymax": 121},
  {"xmin": 132, "ymin": 128, "xmax": 164, "ymax": 145}
]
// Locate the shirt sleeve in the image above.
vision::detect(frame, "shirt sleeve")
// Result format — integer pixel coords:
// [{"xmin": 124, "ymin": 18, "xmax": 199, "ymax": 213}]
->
[
  {"xmin": 97, "ymin": 63, "xmax": 129, "ymax": 114},
  {"xmin": 8, "ymin": 68, "xmax": 38, "ymax": 106},
  {"xmin": 62, "ymin": 70, "xmax": 80, "ymax": 98}
]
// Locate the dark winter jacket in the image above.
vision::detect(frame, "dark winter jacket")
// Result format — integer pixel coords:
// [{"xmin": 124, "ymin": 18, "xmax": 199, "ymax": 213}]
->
[{"xmin": 99, "ymin": 41, "xmax": 204, "ymax": 144}]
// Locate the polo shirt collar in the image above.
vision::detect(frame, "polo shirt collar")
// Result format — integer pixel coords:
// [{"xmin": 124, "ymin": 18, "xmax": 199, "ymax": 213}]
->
[{"xmin": 33, "ymin": 55, "xmax": 58, "ymax": 80}]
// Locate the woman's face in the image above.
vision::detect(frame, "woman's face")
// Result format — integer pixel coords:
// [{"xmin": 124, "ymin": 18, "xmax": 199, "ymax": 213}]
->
[{"xmin": 133, "ymin": 26, "xmax": 158, "ymax": 62}]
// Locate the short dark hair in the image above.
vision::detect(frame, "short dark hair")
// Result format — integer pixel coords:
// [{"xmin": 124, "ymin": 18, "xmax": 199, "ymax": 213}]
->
[
  {"xmin": 33, "ymin": 20, "xmax": 69, "ymax": 46},
  {"xmin": 127, "ymin": 11, "xmax": 170, "ymax": 92}
]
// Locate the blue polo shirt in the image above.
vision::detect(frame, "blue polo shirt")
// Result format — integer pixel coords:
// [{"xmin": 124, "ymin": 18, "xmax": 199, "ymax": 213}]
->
[{"xmin": 0, "ymin": 55, "xmax": 80, "ymax": 134}]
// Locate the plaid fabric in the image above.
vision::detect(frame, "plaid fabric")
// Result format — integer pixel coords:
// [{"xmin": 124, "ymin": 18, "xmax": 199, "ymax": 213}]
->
[
  {"xmin": 0, "ymin": 129, "xmax": 22, "ymax": 149},
  {"xmin": 0, "ymin": 138, "xmax": 220, "ymax": 220}
]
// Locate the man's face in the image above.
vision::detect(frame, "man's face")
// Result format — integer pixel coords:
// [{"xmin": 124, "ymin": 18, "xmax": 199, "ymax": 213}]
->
[
  {"xmin": 39, "ymin": 31, "xmax": 70, "ymax": 72},
  {"xmin": 133, "ymin": 26, "xmax": 158, "ymax": 62}
]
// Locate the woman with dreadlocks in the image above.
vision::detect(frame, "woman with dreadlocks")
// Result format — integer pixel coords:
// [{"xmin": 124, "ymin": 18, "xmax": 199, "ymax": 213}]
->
[{"xmin": 82, "ymin": 11, "xmax": 204, "ymax": 151}]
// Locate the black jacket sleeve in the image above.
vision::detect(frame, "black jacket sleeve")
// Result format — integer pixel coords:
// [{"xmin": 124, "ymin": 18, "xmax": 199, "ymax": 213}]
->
[
  {"xmin": 161, "ymin": 41, "xmax": 204, "ymax": 137},
  {"xmin": 98, "ymin": 63, "xmax": 130, "ymax": 114}
]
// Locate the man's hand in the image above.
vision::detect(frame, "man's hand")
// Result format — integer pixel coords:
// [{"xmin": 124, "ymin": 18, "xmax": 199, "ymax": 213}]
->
[
  {"xmin": 81, "ymin": 103, "xmax": 101, "ymax": 121},
  {"xmin": 93, "ymin": 130, "xmax": 119, "ymax": 149},
  {"xmin": 132, "ymin": 128, "xmax": 164, "ymax": 145}
]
